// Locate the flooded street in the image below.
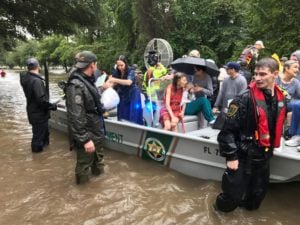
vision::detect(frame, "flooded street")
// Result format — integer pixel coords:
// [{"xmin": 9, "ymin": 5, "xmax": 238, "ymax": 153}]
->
[{"xmin": 0, "ymin": 70, "xmax": 299, "ymax": 225}]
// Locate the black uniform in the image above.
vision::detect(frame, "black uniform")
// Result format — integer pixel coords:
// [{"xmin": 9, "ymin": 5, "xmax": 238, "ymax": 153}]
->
[
  {"xmin": 215, "ymin": 87, "xmax": 283, "ymax": 212},
  {"xmin": 20, "ymin": 71, "xmax": 57, "ymax": 152}
]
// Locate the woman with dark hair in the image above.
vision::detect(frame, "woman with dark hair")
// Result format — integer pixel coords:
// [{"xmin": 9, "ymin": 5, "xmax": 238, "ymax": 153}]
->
[
  {"xmin": 159, "ymin": 72, "xmax": 187, "ymax": 132},
  {"xmin": 106, "ymin": 55, "xmax": 143, "ymax": 125}
]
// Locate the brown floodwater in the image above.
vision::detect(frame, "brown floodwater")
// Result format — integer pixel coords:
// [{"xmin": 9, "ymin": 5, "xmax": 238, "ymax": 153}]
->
[{"xmin": 0, "ymin": 70, "xmax": 299, "ymax": 225}]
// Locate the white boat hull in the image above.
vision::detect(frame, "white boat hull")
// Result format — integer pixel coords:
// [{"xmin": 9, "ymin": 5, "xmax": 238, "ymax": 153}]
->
[{"xmin": 49, "ymin": 107, "xmax": 300, "ymax": 183}]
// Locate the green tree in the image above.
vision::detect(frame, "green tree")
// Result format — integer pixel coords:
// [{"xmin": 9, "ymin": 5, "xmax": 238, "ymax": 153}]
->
[
  {"xmin": 37, "ymin": 35, "xmax": 65, "ymax": 65},
  {"xmin": 167, "ymin": 0, "xmax": 244, "ymax": 64},
  {"xmin": 243, "ymin": 0, "xmax": 300, "ymax": 57},
  {"xmin": 0, "ymin": 0, "xmax": 99, "ymax": 50}
]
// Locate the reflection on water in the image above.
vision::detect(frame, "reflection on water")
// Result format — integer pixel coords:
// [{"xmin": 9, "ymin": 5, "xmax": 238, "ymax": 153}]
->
[{"xmin": 0, "ymin": 70, "xmax": 299, "ymax": 225}]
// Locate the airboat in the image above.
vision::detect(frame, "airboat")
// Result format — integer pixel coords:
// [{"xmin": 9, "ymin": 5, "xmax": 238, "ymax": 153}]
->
[{"xmin": 49, "ymin": 39, "xmax": 300, "ymax": 183}]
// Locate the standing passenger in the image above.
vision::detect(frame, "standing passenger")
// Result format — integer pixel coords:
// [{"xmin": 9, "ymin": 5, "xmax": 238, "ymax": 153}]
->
[
  {"xmin": 106, "ymin": 55, "xmax": 143, "ymax": 125},
  {"xmin": 66, "ymin": 51, "xmax": 105, "ymax": 185},
  {"xmin": 237, "ymin": 40, "xmax": 265, "ymax": 75},
  {"xmin": 213, "ymin": 62, "xmax": 247, "ymax": 114}
]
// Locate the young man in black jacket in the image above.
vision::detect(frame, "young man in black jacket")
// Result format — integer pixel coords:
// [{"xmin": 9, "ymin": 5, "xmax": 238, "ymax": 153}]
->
[
  {"xmin": 20, "ymin": 58, "xmax": 57, "ymax": 153},
  {"xmin": 215, "ymin": 58, "xmax": 287, "ymax": 212}
]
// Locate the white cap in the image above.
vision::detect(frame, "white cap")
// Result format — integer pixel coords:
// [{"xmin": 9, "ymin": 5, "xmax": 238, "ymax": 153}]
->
[
  {"xmin": 188, "ymin": 49, "xmax": 200, "ymax": 58},
  {"xmin": 255, "ymin": 40, "xmax": 265, "ymax": 48},
  {"xmin": 206, "ymin": 59, "xmax": 215, "ymax": 64}
]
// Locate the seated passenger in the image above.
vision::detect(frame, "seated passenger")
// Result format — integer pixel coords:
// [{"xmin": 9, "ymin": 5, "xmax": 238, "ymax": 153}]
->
[
  {"xmin": 277, "ymin": 61, "xmax": 300, "ymax": 147},
  {"xmin": 290, "ymin": 50, "xmax": 300, "ymax": 81},
  {"xmin": 160, "ymin": 72, "xmax": 187, "ymax": 132},
  {"xmin": 285, "ymin": 102, "xmax": 300, "ymax": 147},
  {"xmin": 105, "ymin": 55, "xmax": 143, "ymax": 125},
  {"xmin": 275, "ymin": 60, "xmax": 300, "ymax": 139},
  {"xmin": 276, "ymin": 60, "xmax": 300, "ymax": 107},
  {"xmin": 184, "ymin": 66, "xmax": 215, "ymax": 125}
]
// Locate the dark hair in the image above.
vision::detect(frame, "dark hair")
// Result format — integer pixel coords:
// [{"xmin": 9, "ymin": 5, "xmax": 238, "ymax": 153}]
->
[
  {"xmin": 172, "ymin": 72, "xmax": 186, "ymax": 91},
  {"xmin": 195, "ymin": 65, "xmax": 206, "ymax": 71},
  {"xmin": 116, "ymin": 55, "xmax": 129, "ymax": 78},
  {"xmin": 255, "ymin": 57, "xmax": 279, "ymax": 72},
  {"xmin": 147, "ymin": 51, "xmax": 159, "ymax": 66},
  {"xmin": 27, "ymin": 64, "xmax": 38, "ymax": 70}
]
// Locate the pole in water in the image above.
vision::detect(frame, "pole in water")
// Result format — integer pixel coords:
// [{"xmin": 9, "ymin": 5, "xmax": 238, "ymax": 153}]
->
[{"xmin": 44, "ymin": 57, "xmax": 49, "ymax": 97}]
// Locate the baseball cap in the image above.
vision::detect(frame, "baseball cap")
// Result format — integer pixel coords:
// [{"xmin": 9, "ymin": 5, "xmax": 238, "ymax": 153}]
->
[
  {"xmin": 255, "ymin": 40, "xmax": 265, "ymax": 48},
  {"xmin": 75, "ymin": 51, "xmax": 97, "ymax": 69},
  {"xmin": 224, "ymin": 62, "xmax": 240, "ymax": 71},
  {"xmin": 189, "ymin": 49, "xmax": 200, "ymax": 58},
  {"xmin": 26, "ymin": 57, "xmax": 39, "ymax": 69}
]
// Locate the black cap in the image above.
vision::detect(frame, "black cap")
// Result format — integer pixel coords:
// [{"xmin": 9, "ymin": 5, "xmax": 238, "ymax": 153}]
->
[{"xmin": 75, "ymin": 51, "xmax": 97, "ymax": 69}]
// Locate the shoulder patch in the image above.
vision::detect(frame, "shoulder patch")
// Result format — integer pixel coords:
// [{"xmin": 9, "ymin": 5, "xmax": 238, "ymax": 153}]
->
[
  {"xmin": 75, "ymin": 95, "xmax": 82, "ymax": 104},
  {"xmin": 227, "ymin": 103, "xmax": 239, "ymax": 118}
]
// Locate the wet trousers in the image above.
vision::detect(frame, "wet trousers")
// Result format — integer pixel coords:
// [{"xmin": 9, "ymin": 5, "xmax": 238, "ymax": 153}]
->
[
  {"xmin": 31, "ymin": 121, "xmax": 49, "ymax": 153},
  {"xmin": 215, "ymin": 159, "xmax": 270, "ymax": 212},
  {"xmin": 75, "ymin": 142, "xmax": 104, "ymax": 184},
  {"xmin": 184, "ymin": 97, "xmax": 215, "ymax": 122}
]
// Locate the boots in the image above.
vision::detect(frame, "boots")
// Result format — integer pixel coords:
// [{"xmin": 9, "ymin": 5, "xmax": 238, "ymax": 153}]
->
[
  {"xmin": 75, "ymin": 174, "xmax": 89, "ymax": 185},
  {"xmin": 91, "ymin": 166, "xmax": 104, "ymax": 176}
]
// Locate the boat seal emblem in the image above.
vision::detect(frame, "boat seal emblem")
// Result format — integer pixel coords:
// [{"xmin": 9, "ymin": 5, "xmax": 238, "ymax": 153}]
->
[
  {"xmin": 227, "ymin": 103, "xmax": 239, "ymax": 118},
  {"xmin": 144, "ymin": 137, "xmax": 166, "ymax": 162}
]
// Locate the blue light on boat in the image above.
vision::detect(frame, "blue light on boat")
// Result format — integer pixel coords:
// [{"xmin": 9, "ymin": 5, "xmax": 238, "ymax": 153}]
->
[{"xmin": 145, "ymin": 101, "xmax": 156, "ymax": 111}]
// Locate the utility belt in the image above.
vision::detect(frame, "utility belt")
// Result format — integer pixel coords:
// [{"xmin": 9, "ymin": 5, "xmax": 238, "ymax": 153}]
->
[
  {"xmin": 86, "ymin": 107, "xmax": 103, "ymax": 116},
  {"xmin": 239, "ymin": 136, "xmax": 272, "ymax": 174}
]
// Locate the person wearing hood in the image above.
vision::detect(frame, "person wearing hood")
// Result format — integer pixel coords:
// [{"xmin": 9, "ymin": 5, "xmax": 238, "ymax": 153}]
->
[
  {"xmin": 20, "ymin": 58, "xmax": 57, "ymax": 153},
  {"xmin": 290, "ymin": 50, "xmax": 300, "ymax": 81}
]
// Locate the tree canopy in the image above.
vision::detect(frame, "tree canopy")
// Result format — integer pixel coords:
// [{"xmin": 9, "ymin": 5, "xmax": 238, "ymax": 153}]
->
[
  {"xmin": 2, "ymin": 0, "xmax": 300, "ymax": 71},
  {"xmin": 0, "ymin": 0, "xmax": 99, "ymax": 50}
]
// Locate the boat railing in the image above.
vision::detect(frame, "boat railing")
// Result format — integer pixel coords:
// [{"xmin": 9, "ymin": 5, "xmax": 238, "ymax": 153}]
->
[{"xmin": 145, "ymin": 77, "xmax": 172, "ymax": 127}]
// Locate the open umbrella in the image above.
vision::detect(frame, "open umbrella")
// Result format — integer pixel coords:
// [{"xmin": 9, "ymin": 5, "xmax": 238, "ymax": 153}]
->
[{"xmin": 171, "ymin": 57, "xmax": 220, "ymax": 77}]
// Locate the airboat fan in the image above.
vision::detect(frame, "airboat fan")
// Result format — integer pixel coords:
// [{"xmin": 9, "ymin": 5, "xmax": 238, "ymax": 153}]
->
[{"xmin": 144, "ymin": 38, "xmax": 173, "ymax": 68}]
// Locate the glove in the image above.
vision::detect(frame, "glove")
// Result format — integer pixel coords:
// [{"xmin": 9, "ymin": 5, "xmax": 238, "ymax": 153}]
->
[{"xmin": 49, "ymin": 103, "xmax": 57, "ymax": 111}]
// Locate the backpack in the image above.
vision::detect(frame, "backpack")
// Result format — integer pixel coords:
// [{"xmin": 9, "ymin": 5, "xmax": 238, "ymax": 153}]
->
[{"xmin": 238, "ymin": 45, "xmax": 256, "ymax": 66}]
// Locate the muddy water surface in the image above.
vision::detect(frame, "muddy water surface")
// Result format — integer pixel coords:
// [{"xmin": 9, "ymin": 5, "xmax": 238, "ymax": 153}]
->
[{"xmin": 0, "ymin": 70, "xmax": 299, "ymax": 225}]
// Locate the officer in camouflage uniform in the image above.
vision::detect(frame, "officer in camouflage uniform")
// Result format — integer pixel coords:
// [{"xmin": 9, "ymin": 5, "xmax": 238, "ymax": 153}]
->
[
  {"xmin": 66, "ymin": 51, "xmax": 105, "ymax": 185},
  {"xmin": 215, "ymin": 58, "xmax": 287, "ymax": 212}
]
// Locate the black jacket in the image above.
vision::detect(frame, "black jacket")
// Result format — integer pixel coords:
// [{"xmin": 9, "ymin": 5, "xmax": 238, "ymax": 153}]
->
[
  {"xmin": 20, "ymin": 71, "xmax": 56, "ymax": 124},
  {"xmin": 65, "ymin": 70, "xmax": 105, "ymax": 146},
  {"xmin": 217, "ymin": 88, "xmax": 282, "ymax": 161}
]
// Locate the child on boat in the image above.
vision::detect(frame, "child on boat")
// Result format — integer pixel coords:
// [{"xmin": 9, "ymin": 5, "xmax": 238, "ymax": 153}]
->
[{"xmin": 159, "ymin": 72, "xmax": 187, "ymax": 132}]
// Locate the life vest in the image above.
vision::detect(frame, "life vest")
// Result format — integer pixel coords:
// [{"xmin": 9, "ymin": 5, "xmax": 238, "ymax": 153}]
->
[
  {"xmin": 143, "ymin": 64, "xmax": 167, "ymax": 97},
  {"xmin": 238, "ymin": 45, "xmax": 256, "ymax": 66},
  {"xmin": 249, "ymin": 82, "xmax": 286, "ymax": 148}
]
